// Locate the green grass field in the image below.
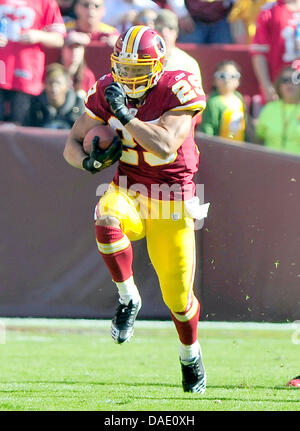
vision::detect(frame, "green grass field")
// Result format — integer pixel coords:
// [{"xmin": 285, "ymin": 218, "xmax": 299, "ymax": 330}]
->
[{"xmin": 0, "ymin": 318, "xmax": 299, "ymax": 412}]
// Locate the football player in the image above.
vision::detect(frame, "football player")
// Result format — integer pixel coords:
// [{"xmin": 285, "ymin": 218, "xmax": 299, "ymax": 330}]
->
[{"xmin": 63, "ymin": 25, "xmax": 208, "ymax": 393}]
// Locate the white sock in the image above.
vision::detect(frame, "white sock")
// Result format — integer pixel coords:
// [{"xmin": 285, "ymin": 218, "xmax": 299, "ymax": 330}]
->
[
  {"xmin": 179, "ymin": 340, "xmax": 201, "ymax": 363},
  {"xmin": 115, "ymin": 276, "xmax": 141, "ymax": 305}
]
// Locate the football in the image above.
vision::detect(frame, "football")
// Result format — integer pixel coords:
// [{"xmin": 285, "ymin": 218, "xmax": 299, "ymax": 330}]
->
[{"xmin": 83, "ymin": 125, "xmax": 117, "ymax": 154}]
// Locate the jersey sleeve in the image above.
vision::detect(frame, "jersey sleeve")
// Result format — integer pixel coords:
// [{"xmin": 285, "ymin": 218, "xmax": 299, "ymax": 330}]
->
[
  {"xmin": 84, "ymin": 75, "xmax": 113, "ymax": 124},
  {"xmin": 42, "ymin": 0, "xmax": 66, "ymax": 34},
  {"xmin": 164, "ymin": 71, "xmax": 206, "ymax": 115}
]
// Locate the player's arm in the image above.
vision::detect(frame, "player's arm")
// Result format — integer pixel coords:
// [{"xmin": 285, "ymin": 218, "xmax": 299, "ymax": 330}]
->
[
  {"xmin": 104, "ymin": 82, "xmax": 195, "ymax": 159},
  {"xmin": 63, "ymin": 112, "xmax": 102, "ymax": 170},
  {"xmin": 126, "ymin": 110, "xmax": 193, "ymax": 159}
]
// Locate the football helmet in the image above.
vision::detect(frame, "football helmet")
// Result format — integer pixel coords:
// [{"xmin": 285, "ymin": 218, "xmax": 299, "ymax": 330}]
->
[{"xmin": 111, "ymin": 25, "xmax": 166, "ymax": 99}]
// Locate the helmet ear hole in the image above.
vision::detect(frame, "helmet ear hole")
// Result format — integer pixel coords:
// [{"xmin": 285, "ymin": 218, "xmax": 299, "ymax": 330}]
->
[{"xmin": 111, "ymin": 25, "xmax": 166, "ymax": 98}]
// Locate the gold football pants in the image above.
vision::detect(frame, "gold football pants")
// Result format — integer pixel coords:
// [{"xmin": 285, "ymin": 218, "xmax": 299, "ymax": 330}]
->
[{"xmin": 97, "ymin": 183, "xmax": 196, "ymax": 313}]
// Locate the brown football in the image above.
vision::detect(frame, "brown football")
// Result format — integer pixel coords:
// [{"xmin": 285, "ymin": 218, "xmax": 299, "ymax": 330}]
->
[{"xmin": 83, "ymin": 125, "xmax": 117, "ymax": 154}]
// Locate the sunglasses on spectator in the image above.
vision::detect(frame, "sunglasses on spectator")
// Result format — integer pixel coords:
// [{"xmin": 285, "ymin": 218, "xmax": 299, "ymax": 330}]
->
[
  {"xmin": 79, "ymin": 2, "xmax": 103, "ymax": 8},
  {"xmin": 279, "ymin": 76, "xmax": 295, "ymax": 84},
  {"xmin": 214, "ymin": 71, "xmax": 241, "ymax": 80}
]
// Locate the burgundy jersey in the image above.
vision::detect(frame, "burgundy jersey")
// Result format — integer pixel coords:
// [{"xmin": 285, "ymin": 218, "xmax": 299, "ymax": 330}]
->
[
  {"xmin": 0, "ymin": 0, "xmax": 66, "ymax": 95},
  {"xmin": 251, "ymin": 0, "xmax": 300, "ymax": 81},
  {"xmin": 85, "ymin": 70, "xmax": 206, "ymax": 200}
]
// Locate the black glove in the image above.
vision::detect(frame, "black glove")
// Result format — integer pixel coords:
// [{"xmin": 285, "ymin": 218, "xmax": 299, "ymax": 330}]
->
[
  {"xmin": 82, "ymin": 136, "xmax": 122, "ymax": 174},
  {"xmin": 104, "ymin": 82, "xmax": 134, "ymax": 126}
]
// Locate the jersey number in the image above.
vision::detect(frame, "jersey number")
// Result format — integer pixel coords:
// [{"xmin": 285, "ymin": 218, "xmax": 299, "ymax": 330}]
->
[
  {"xmin": 282, "ymin": 25, "xmax": 300, "ymax": 62},
  {"xmin": 108, "ymin": 117, "xmax": 177, "ymax": 166},
  {"xmin": 172, "ymin": 75, "xmax": 204, "ymax": 104}
]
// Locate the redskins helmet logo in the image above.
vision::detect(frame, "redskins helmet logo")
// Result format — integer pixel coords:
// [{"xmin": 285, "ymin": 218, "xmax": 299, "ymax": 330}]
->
[{"xmin": 154, "ymin": 34, "xmax": 166, "ymax": 57}]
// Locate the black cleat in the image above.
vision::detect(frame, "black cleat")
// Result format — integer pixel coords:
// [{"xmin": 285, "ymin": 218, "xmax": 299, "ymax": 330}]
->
[
  {"xmin": 111, "ymin": 299, "xmax": 141, "ymax": 344},
  {"xmin": 180, "ymin": 354, "xmax": 207, "ymax": 394}
]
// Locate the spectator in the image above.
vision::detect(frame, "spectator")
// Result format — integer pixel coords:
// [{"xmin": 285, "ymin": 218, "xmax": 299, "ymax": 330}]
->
[
  {"xmin": 23, "ymin": 63, "xmax": 85, "ymax": 129},
  {"xmin": 102, "ymin": 0, "xmax": 160, "ymax": 33},
  {"xmin": 154, "ymin": 9, "xmax": 202, "ymax": 79},
  {"xmin": 251, "ymin": 0, "xmax": 300, "ymax": 103},
  {"xmin": 199, "ymin": 60, "xmax": 253, "ymax": 142},
  {"xmin": 133, "ymin": 8, "xmax": 159, "ymax": 28},
  {"xmin": 57, "ymin": 0, "xmax": 77, "ymax": 23},
  {"xmin": 0, "ymin": 0, "xmax": 66, "ymax": 124},
  {"xmin": 228, "ymin": 0, "xmax": 276, "ymax": 44},
  {"xmin": 65, "ymin": 0, "xmax": 119, "ymax": 47},
  {"xmin": 60, "ymin": 39, "xmax": 96, "ymax": 98},
  {"xmin": 255, "ymin": 66, "xmax": 300, "ymax": 154},
  {"xmin": 167, "ymin": 0, "xmax": 235, "ymax": 44}
]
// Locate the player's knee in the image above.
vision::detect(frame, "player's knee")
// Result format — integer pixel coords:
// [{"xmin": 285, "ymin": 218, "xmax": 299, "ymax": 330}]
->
[
  {"xmin": 95, "ymin": 215, "xmax": 120, "ymax": 228},
  {"xmin": 162, "ymin": 291, "xmax": 187, "ymax": 313}
]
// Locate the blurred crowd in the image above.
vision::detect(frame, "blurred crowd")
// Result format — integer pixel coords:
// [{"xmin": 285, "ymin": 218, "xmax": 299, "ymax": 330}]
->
[{"xmin": 0, "ymin": 0, "xmax": 299, "ymax": 154}]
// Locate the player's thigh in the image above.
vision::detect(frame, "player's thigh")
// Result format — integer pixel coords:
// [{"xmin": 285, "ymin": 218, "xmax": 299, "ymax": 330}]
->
[
  {"xmin": 146, "ymin": 216, "xmax": 196, "ymax": 312},
  {"xmin": 97, "ymin": 185, "xmax": 146, "ymax": 241}
]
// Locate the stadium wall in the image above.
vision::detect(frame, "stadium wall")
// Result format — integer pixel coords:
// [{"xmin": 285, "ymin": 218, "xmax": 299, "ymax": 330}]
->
[{"xmin": 0, "ymin": 125, "xmax": 299, "ymax": 322}]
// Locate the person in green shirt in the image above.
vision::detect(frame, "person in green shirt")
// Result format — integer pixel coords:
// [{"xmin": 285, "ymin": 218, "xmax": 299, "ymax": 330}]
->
[
  {"xmin": 255, "ymin": 66, "xmax": 300, "ymax": 155},
  {"xmin": 199, "ymin": 60, "xmax": 253, "ymax": 142}
]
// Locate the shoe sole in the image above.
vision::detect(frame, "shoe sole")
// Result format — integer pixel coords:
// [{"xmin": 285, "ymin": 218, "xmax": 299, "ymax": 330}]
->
[
  {"xmin": 111, "ymin": 324, "xmax": 134, "ymax": 344},
  {"xmin": 183, "ymin": 375, "xmax": 207, "ymax": 394}
]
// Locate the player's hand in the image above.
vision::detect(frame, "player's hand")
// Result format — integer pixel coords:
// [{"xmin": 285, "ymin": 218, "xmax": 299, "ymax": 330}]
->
[
  {"xmin": 104, "ymin": 82, "xmax": 127, "ymax": 111},
  {"xmin": 104, "ymin": 82, "xmax": 134, "ymax": 126},
  {"xmin": 82, "ymin": 136, "xmax": 122, "ymax": 174},
  {"xmin": 82, "ymin": 136, "xmax": 105, "ymax": 174}
]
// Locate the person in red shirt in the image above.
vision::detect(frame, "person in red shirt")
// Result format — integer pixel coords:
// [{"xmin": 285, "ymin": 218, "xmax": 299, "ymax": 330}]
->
[
  {"xmin": 65, "ymin": 0, "xmax": 119, "ymax": 47},
  {"xmin": 64, "ymin": 25, "xmax": 209, "ymax": 394},
  {"xmin": 251, "ymin": 0, "xmax": 300, "ymax": 102},
  {"xmin": 0, "ymin": 0, "xmax": 66, "ymax": 123},
  {"xmin": 60, "ymin": 39, "xmax": 95, "ymax": 98}
]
